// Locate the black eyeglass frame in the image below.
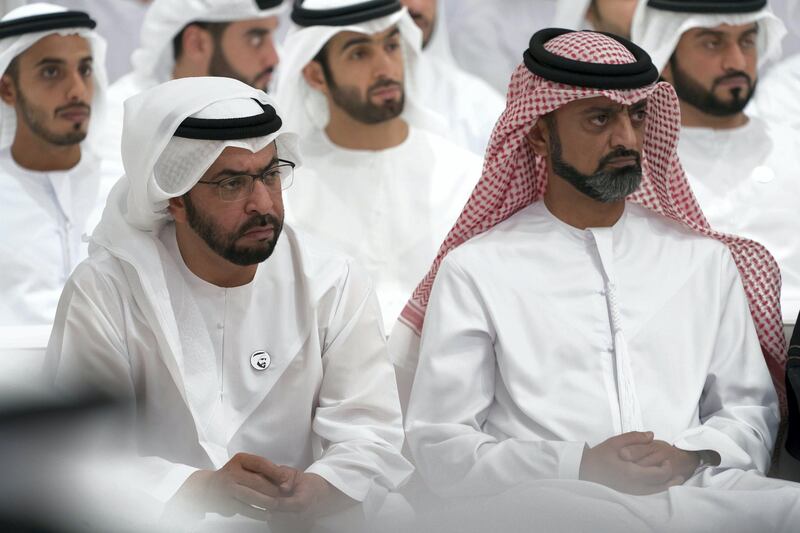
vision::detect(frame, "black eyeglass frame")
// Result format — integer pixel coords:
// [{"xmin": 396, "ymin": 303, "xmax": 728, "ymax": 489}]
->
[{"xmin": 196, "ymin": 159, "xmax": 296, "ymax": 201}]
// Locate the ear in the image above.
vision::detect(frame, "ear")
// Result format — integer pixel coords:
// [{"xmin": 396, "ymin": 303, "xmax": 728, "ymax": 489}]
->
[
  {"xmin": 526, "ymin": 119, "xmax": 551, "ymax": 158},
  {"xmin": 168, "ymin": 196, "xmax": 188, "ymax": 224},
  {"xmin": 181, "ymin": 24, "xmax": 214, "ymax": 64},
  {"xmin": 0, "ymin": 74, "xmax": 17, "ymax": 106},
  {"xmin": 302, "ymin": 61, "xmax": 329, "ymax": 95}
]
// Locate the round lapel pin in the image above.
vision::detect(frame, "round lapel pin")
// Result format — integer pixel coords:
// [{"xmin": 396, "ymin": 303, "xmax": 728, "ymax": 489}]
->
[{"xmin": 250, "ymin": 350, "xmax": 271, "ymax": 371}]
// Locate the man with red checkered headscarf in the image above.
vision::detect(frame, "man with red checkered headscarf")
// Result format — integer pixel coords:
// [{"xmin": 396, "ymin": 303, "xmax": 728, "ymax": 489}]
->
[{"xmin": 395, "ymin": 28, "xmax": 800, "ymax": 526}]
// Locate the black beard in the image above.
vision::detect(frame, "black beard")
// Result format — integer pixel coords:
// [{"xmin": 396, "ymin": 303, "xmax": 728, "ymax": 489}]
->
[
  {"xmin": 328, "ymin": 78, "xmax": 405, "ymax": 124},
  {"xmin": 184, "ymin": 195, "xmax": 283, "ymax": 266},
  {"xmin": 16, "ymin": 86, "xmax": 88, "ymax": 146},
  {"xmin": 668, "ymin": 54, "xmax": 756, "ymax": 117},
  {"xmin": 549, "ymin": 128, "xmax": 642, "ymax": 203},
  {"xmin": 208, "ymin": 45, "xmax": 273, "ymax": 91}
]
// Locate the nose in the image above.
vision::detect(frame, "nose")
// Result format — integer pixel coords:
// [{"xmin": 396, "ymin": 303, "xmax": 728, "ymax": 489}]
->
[
  {"xmin": 65, "ymin": 69, "xmax": 90, "ymax": 102},
  {"xmin": 259, "ymin": 36, "xmax": 279, "ymax": 71},
  {"xmin": 610, "ymin": 113, "xmax": 638, "ymax": 150},
  {"xmin": 373, "ymin": 48, "xmax": 396, "ymax": 79},
  {"xmin": 244, "ymin": 179, "xmax": 277, "ymax": 215},
  {"xmin": 721, "ymin": 42, "xmax": 748, "ymax": 72}
]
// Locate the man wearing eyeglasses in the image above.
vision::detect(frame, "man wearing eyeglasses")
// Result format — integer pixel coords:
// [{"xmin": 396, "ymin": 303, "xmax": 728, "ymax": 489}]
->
[{"xmin": 44, "ymin": 77, "xmax": 412, "ymax": 529}]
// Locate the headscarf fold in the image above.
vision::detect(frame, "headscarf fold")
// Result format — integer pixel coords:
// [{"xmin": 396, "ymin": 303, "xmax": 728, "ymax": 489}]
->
[{"xmin": 397, "ymin": 29, "xmax": 786, "ymax": 407}]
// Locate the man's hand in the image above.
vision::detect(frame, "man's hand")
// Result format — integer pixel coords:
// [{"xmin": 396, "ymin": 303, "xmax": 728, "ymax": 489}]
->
[
  {"xmin": 579, "ymin": 432, "xmax": 686, "ymax": 495},
  {"xmin": 168, "ymin": 452, "xmax": 297, "ymax": 520},
  {"xmin": 619, "ymin": 439, "xmax": 702, "ymax": 483},
  {"xmin": 267, "ymin": 473, "xmax": 356, "ymax": 518}
]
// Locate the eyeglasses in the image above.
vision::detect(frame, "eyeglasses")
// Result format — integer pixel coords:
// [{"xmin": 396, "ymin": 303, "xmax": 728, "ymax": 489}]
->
[{"xmin": 197, "ymin": 159, "xmax": 296, "ymax": 202}]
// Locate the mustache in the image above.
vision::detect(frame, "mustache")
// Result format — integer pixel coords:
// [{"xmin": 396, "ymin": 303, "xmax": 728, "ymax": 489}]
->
[
  {"xmin": 597, "ymin": 148, "xmax": 641, "ymax": 171},
  {"xmin": 253, "ymin": 67, "xmax": 275, "ymax": 83},
  {"xmin": 712, "ymin": 71, "xmax": 753, "ymax": 89},
  {"xmin": 368, "ymin": 79, "xmax": 402, "ymax": 94},
  {"xmin": 237, "ymin": 213, "xmax": 281, "ymax": 238},
  {"xmin": 54, "ymin": 102, "xmax": 91, "ymax": 115}
]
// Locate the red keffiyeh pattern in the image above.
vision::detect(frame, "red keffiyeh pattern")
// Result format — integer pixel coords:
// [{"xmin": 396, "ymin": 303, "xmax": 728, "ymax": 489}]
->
[{"xmin": 399, "ymin": 31, "xmax": 786, "ymax": 407}]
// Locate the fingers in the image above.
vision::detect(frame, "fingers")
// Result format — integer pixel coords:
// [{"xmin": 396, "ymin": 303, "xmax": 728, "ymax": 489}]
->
[
  {"xmin": 625, "ymin": 460, "xmax": 674, "ymax": 486},
  {"xmin": 235, "ymin": 453, "xmax": 295, "ymax": 486},
  {"xmin": 232, "ymin": 484, "xmax": 279, "ymax": 513},
  {"xmin": 237, "ymin": 470, "xmax": 282, "ymax": 498},
  {"xmin": 279, "ymin": 466, "xmax": 298, "ymax": 495},
  {"xmin": 619, "ymin": 443, "xmax": 656, "ymax": 462},
  {"xmin": 634, "ymin": 451, "xmax": 670, "ymax": 468},
  {"xmin": 613, "ymin": 431, "xmax": 654, "ymax": 448}
]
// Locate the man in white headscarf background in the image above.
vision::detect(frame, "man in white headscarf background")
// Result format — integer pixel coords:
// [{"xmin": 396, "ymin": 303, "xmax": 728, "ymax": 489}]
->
[
  {"xmin": 632, "ymin": 0, "xmax": 800, "ymax": 328},
  {"xmin": 276, "ymin": 0, "xmax": 481, "ymax": 332},
  {"xmin": 45, "ymin": 76, "xmax": 412, "ymax": 527},
  {"xmin": 399, "ymin": 28, "xmax": 799, "ymax": 533},
  {"xmin": 0, "ymin": 3, "xmax": 109, "ymax": 334},
  {"xmin": 399, "ymin": 0, "xmax": 504, "ymax": 155},
  {"xmin": 99, "ymin": 0, "xmax": 285, "ymax": 192}
]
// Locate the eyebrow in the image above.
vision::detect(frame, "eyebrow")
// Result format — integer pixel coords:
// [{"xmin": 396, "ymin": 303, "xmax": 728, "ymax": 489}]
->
[
  {"xmin": 340, "ymin": 27, "xmax": 400, "ymax": 53},
  {"xmin": 693, "ymin": 29, "xmax": 725, "ymax": 40},
  {"xmin": 694, "ymin": 24, "xmax": 758, "ymax": 40},
  {"xmin": 35, "ymin": 55, "xmax": 93, "ymax": 67},
  {"xmin": 245, "ymin": 27, "xmax": 271, "ymax": 38},
  {"xmin": 340, "ymin": 35, "xmax": 372, "ymax": 52},
  {"xmin": 35, "ymin": 57, "xmax": 66, "ymax": 67},
  {"xmin": 580, "ymin": 104, "xmax": 624, "ymax": 115},
  {"xmin": 211, "ymin": 157, "xmax": 280, "ymax": 179}
]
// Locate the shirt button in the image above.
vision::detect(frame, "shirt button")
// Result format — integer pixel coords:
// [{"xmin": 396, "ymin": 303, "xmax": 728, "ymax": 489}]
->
[
  {"xmin": 598, "ymin": 289, "xmax": 606, "ymax": 296},
  {"xmin": 216, "ymin": 323, "xmax": 224, "ymax": 330}
]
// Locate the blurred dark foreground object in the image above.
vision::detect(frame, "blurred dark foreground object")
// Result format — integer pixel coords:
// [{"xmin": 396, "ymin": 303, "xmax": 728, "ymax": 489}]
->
[
  {"xmin": 786, "ymin": 311, "xmax": 800, "ymax": 460},
  {"xmin": 0, "ymin": 392, "xmax": 130, "ymax": 533}
]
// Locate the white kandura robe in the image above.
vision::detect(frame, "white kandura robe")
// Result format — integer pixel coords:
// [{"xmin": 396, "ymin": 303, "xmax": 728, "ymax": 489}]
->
[
  {"xmin": 284, "ymin": 126, "xmax": 481, "ymax": 332},
  {"xmin": 416, "ymin": 50, "xmax": 505, "ymax": 156},
  {"xmin": 752, "ymin": 53, "xmax": 800, "ymax": 131},
  {"xmin": 406, "ymin": 201, "xmax": 780, "ymax": 502},
  {"xmin": 46, "ymin": 221, "xmax": 413, "ymax": 512},
  {"xmin": 0, "ymin": 147, "xmax": 109, "ymax": 327},
  {"xmin": 678, "ymin": 117, "xmax": 800, "ymax": 324}
]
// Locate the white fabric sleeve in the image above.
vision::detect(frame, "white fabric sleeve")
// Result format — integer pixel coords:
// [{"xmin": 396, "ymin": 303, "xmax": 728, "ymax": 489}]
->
[
  {"xmin": 672, "ymin": 249, "xmax": 779, "ymax": 474},
  {"xmin": 305, "ymin": 260, "xmax": 413, "ymax": 515},
  {"xmin": 45, "ymin": 263, "xmax": 199, "ymax": 505},
  {"xmin": 405, "ymin": 256, "xmax": 586, "ymax": 499}
]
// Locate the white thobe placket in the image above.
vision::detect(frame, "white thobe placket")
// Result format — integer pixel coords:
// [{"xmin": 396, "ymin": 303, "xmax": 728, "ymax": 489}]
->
[{"xmin": 588, "ymin": 226, "xmax": 644, "ymax": 433}]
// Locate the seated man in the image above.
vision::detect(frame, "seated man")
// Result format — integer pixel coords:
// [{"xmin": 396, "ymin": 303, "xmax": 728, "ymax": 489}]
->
[
  {"xmin": 276, "ymin": 0, "xmax": 481, "ymax": 332},
  {"xmin": 631, "ymin": 0, "xmax": 800, "ymax": 330},
  {"xmin": 0, "ymin": 4, "xmax": 109, "ymax": 330},
  {"xmin": 401, "ymin": 28, "xmax": 798, "ymax": 529},
  {"xmin": 46, "ymin": 77, "xmax": 412, "ymax": 527}
]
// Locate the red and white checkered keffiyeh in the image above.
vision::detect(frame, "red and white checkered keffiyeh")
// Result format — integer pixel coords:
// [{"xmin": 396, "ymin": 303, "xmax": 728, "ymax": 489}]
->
[{"xmin": 398, "ymin": 30, "xmax": 786, "ymax": 406}]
